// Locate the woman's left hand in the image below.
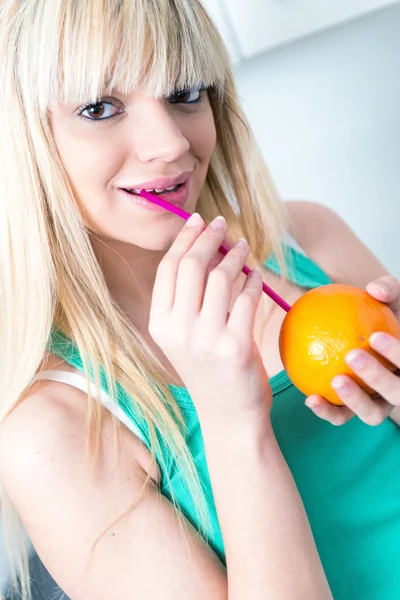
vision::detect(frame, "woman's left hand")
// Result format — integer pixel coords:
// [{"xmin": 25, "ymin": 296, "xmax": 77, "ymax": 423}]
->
[{"xmin": 305, "ymin": 276, "xmax": 400, "ymax": 426}]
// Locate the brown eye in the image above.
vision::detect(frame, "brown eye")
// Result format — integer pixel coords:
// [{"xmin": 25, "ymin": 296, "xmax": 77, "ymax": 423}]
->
[
  {"xmin": 87, "ymin": 103, "xmax": 106, "ymax": 118},
  {"xmin": 168, "ymin": 89, "xmax": 202, "ymax": 104},
  {"xmin": 79, "ymin": 101, "xmax": 121, "ymax": 121},
  {"xmin": 172, "ymin": 90, "xmax": 191, "ymax": 102}
]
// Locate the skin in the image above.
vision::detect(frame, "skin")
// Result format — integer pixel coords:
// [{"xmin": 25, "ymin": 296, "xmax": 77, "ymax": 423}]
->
[
  {"xmin": 49, "ymin": 88, "xmax": 400, "ymax": 428},
  {"xmin": 286, "ymin": 201, "xmax": 400, "ymax": 426},
  {"xmin": 0, "ymin": 85, "xmax": 397, "ymax": 600},
  {"xmin": 50, "ymin": 87, "xmax": 216, "ymax": 338}
]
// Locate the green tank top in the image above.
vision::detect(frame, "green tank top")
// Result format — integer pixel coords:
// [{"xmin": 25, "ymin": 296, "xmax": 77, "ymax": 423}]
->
[{"xmin": 48, "ymin": 247, "xmax": 400, "ymax": 600}]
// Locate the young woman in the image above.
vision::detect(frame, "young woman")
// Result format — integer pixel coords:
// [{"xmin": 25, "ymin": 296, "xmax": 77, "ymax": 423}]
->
[{"xmin": 0, "ymin": 1, "xmax": 399, "ymax": 599}]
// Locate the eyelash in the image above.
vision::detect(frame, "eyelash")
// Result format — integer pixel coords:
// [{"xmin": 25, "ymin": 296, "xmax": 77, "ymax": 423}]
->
[
  {"xmin": 76, "ymin": 87, "xmax": 207, "ymax": 124},
  {"xmin": 76, "ymin": 102, "xmax": 122, "ymax": 124}
]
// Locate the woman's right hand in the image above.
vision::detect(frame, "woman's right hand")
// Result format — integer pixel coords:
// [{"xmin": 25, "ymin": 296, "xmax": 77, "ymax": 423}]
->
[{"xmin": 149, "ymin": 212, "xmax": 272, "ymax": 421}]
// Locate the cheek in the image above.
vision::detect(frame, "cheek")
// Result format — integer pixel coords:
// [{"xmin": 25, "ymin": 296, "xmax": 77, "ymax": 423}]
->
[
  {"xmin": 200, "ymin": 124, "xmax": 217, "ymax": 163},
  {"xmin": 198, "ymin": 121, "xmax": 216, "ymax": 160},
  {"xmin": 52, "ymin": 125, "xmax": 120, "ymax": 195},
  {"xmin": 185, "ymin": 109, "xmax": 216, "ymax": 164}
]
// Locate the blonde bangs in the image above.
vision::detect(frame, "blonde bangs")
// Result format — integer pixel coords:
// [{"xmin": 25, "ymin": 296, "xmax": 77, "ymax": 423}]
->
[{"xmin": 15, "ymin": 0, "xmax": 229, "ymax": 110}]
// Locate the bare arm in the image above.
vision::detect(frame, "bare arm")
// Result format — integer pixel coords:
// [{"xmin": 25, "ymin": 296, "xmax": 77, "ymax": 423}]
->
[
  {"xmin": 200, "ymin": 414, "xmax": 331, "ymax": 600},
  {"xmin": 0, "ymin": 382, "xmax": 332, "ymax": 600},
  {"xmin": 286, "ymin": 200, "xmax": 400, "ymax": 425},
  {"xmin": 286, "ymin": 200, "xmax": 389, "ymax": 286},
  {"xmin": 0, "ymin": 389, "xmax": 226, "ymax": 600},
  {"xmin": 0, "ymin": 215, "xmax": 334, "ymax": 599}
]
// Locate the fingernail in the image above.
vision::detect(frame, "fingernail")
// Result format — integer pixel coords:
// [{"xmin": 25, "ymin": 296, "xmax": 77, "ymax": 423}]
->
[
  {"xmin": 306, "ymin": 401, "xmax": 321, "ymax": 412},
  {"xmin": 249, "ymin": 269, "xmax": 261, "ymax": 280},
  {"xmin": 370, "ymin": 332, "xmax": 390, "ymax": 351},
  {"xmin": 331, "ymin": 377, "xmax": 351, "ymax": 396},
  {"xmin": 234, "ymin": 237, "xmax": 248, "ymax": 249},
  {"xmin": 209, "ymin": 215, "xmax": 226, "ymax": 230},
  {"xmin": 376, "ymin": 282, "xmax": 389, "ymax": 295},
  {"xmin": 186, "ymin": 213, "xmax": 202, "ymax": 227},
  {"xmin": 346, "ymin": 350, "xmax": 368, "ymax": 370}
]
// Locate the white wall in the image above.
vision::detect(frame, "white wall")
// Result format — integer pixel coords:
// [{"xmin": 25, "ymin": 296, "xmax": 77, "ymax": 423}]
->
[{"xmin": 233, "ymin": 4, "xmax": 400, "ymax": 278}]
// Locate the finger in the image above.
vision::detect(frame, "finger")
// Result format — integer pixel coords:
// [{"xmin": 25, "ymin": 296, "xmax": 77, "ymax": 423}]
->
[
  {"xmin": 151, "ymin": 213, "xmax": 205, "ymax": 314},
  {"xmin": 228, "ymin": 269, "xmax": 263, "ymax": 339},
  {"xmin": 345, "ymin": 349, "xmax": 400, "ymax": 408},
  {"xmin": 173, "ymin": 216, "xmax": 228, "ymax": 316},
  {"xmin": 370, "ymin": 332, "xmax": 400, "ymax": 371},
  {"xmin": 204, "ymin": 230, "xmax": 237, "ymax": 276},
  {"xmin": 366, "ymin": 275, "xmax": 400, "ymax": 316},
  {"xmin": 201, "ymin": 238, "xmax": 250, "ymax": 329},
  {"xmin": 305, "ymin": 394, "xmax": 355, "ymax": 426},
  {"xmin": 332, "ymin": 373, "xmax": 394, "ymax": 426}
]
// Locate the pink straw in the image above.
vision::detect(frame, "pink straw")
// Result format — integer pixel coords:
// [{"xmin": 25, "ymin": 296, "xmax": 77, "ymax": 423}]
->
[{"xmin": 139, "ymin": 190, "xmax": 291, "ymax": 313}]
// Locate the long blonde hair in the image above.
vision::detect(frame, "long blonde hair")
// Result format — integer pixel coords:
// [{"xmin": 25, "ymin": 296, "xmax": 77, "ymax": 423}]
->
[{"xmin": 0, "ymin": 0, "xmax": 287, "ymax": 597}]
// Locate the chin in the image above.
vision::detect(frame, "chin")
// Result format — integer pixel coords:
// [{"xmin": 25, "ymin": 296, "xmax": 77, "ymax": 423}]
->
[
  {"xmin": 120, "ymin": 221, "xmax": 186, "ymax": 251},
  {"xmin": 133, "ymin": 238, "xmax": 176, "ymax": 252}
]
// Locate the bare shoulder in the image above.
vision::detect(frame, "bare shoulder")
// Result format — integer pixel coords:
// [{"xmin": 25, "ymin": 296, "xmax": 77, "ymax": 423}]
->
[
  {"xmin": 285, "ymin": 200, "xmax": 389, "ymax": 286},
  {"xmin": 0, "ymin": 380, "xmax": 87, "ymax": 486},
  {"xmin": 0, "ymin": 352, "xmax": 95, "ymax": 483},
  {"xmin": 0, "ymin": 367, "xmax": 159, "ymax": 498},
  {"xmin": 0, "ymin": 350, "xmax": 102, "ymax": 490},
  {"xmin": 0, "ymin": 377, "xmax": 226, "ymax": 599}
]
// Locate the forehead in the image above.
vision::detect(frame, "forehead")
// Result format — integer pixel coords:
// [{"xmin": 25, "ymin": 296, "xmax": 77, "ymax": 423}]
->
[{"xmin": 26, "ymin": 0, "xmax": 227, "ymax": 111}]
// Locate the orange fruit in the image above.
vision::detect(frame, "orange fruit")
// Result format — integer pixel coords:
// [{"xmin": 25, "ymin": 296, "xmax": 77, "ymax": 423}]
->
[{"xmin": 279, "ymin": 283, "xmax": 400, "ymax": 405}]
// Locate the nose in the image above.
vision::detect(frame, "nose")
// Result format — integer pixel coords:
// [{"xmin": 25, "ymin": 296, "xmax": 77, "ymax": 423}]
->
[{"xmin": 132, "ymin": 98, "xmax": 190, "ymax": 163}]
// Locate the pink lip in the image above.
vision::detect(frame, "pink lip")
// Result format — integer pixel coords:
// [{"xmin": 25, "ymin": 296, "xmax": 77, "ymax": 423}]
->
[
  {"xmin": 120, "ymin": 178, "xmax": 191, "ymax": 212},
  {"xmin": 119, "ymin": 170, "xmax": 193, "ymax": 192}
]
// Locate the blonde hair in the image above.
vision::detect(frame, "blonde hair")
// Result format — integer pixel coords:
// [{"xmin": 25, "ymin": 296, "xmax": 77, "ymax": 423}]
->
[{"xmin": 0, "ymin": 0, "xmax": 288, "ymax": 597}]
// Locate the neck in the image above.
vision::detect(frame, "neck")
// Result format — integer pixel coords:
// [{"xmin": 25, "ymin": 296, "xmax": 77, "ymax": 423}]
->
[
  {"xmin": 91, "ymin": 235, "xmax": 277, "ymax": 356},
  {"xmin": 91, "ymin": 234, "xmax": 164, "ymax": 329}
]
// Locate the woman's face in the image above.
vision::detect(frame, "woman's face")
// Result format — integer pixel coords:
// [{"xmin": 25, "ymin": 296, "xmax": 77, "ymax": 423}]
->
[{"xmin": 49, "ymin": 87, "xmax": 216, "ymax": 250}]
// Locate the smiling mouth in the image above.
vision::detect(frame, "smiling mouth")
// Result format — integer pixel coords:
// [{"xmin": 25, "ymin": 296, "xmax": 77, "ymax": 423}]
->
[{"xmin": 123, "ymin": 184, "xmax": 183, "ymax": 196}]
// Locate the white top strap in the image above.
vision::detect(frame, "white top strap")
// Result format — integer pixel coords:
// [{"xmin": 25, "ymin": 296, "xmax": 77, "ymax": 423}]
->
[
  {"xmin": 34, "ymin": 370, "xmax": 146, "ymax": 445},
  {"xmin": 285, "ymin": 233, "xmax": 307, "ymax": 256}
]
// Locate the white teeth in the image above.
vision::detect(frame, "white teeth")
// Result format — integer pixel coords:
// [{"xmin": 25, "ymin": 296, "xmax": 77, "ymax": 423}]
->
[{"xmin": 126, "ymin": 184, "xmax": 179, "ymax": 195}]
